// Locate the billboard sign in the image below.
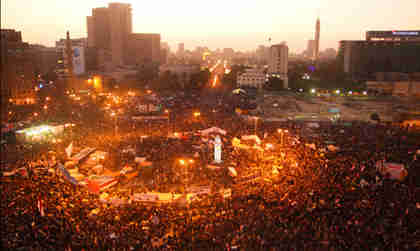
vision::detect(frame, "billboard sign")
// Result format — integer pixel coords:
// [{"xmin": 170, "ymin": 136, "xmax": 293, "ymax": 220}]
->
[{"xmin": 72, "ymin": 46, "xmax": 85, "ymax": 76}]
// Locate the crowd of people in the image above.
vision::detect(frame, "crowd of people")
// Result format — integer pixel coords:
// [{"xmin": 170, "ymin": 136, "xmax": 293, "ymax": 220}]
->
[
  {"xmin": 2, "ymin": 89, "xmax": 420, "ymax": 250},
  {"xmin": 2, "ymin": 114, "xmax": 420, "ymax": 250}
]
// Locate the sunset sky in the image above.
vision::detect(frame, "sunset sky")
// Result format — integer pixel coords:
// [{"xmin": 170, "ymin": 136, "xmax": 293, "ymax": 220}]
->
[{"xmin": 2, "ymin": 0, "xmax": 419, "ymax": 53}]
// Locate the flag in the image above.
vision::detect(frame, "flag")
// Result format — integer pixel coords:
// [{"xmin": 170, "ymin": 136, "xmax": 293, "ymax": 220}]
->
[
  {"xmin": 37, "ymin": 198, "xmax": 45, "ymax": 216},
  {"xmin": 65, "ymin": 142, "xmax": 73, "ymax": 158}
]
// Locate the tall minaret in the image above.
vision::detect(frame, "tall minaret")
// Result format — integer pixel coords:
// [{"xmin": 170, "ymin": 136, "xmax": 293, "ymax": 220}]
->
[
  {"xmin": 314, "ymin": 17, "xmax": 320, "ymax": 61},
  {"xmin": 65, "ymin": 31, "xmax": 74, "ymax": 87}
]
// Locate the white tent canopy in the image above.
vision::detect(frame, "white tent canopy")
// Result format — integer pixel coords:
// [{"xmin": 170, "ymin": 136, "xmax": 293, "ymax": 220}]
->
[{"xmin": 200, "ymin": 127, "xmax": 227, "ymax": 136}]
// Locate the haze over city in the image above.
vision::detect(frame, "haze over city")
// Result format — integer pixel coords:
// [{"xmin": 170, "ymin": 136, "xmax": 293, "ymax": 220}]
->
[{"xmin": 2, "ymin": 0, "xmax": 419, "ymax": 52}]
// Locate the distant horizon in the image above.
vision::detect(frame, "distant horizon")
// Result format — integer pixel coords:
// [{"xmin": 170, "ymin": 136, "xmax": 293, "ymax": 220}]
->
[{"xmin": 2, "ymin": 0, "xmax": 419, "ymax": 53}]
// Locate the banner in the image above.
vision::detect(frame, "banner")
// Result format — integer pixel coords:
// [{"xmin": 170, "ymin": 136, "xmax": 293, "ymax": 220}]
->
[
  {"xmin": 57, "ymin": 163, "xmax": 79, "ymax": 185},
  {"xmin": 86, "ymin": 175, "xmax": 118, "ymax": 193},
  {"xmin": 71, "ymin": 147, "xmax": 96, "ymax": 163},
  {"xmin": 376, "ymin": 162, "xmax": 407, "ymax": 181}
]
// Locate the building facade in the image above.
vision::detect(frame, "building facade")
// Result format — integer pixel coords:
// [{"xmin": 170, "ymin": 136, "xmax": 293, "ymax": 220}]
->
[
  {"xmin": 1, "ymin": 29, "xmax": 37, "ymax": 105},
  {"xmin": 56, "ymin": 37, "xmax": 87, "ymax": 76},
  {"xmin": 126, "ymin": 33, "xmax": 161, "ymax": 65},
  {"xmin": 237, "ymin": 68, "xmax": 266, "ymax": 89},
  {"xmin": 338, "ymin": 36, "xmax": 420, "ymax": 80},
  {"xmin": 268, "ymin": 43, "xmax": 289, "ymax": 88},
  {"xmin": 87, "ymin": 3, "xmax": 161, "ymax": 71}
]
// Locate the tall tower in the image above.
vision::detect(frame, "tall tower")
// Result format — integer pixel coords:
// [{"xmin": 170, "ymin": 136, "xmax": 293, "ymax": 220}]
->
[
  {"xmin": 314, "ymin": 17, "xmax": 320, "ymax": 61},
  {"xmin": 65, "ymin": 31, "xmax": 74, "ymax": 87}
]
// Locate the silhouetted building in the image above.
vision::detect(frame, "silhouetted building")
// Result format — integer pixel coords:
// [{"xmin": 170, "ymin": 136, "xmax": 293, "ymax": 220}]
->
[
  {"xmin": 315, "ymin": 18, "xmax": 320, "ymax": 61},
  {"xmin": 87, "ymin": 3, "xmax": 161, "ymax": 72},
  {"xmin": 1, "ymin": 29, "xmax": 36, "ymax": 105},
  {"xmin": 338, "ymin": 30, "xmax": 420, "ymax": 80},
  {"xmin": 306, "ymin": 40, "xmax": 316, "ymax": 59},
  {"xmin": 87, "ymin": 3, "xmax": 132, "ymax": 70},
  {"xmin": 126, "ymin": 33, "xmax": 161, "ymax": 65}
]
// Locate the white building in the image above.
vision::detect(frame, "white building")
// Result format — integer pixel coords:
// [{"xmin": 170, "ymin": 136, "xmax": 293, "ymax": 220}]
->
[
  {"xmin": 237, "ymin": 68, "xmax": 266, "ymax": 89},
  {"xmin": 268, "ymin": 43, "xmax": 288, "ymax": 88}
]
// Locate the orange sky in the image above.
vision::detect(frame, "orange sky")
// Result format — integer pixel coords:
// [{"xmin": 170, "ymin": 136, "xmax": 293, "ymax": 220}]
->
[{"xmin": 2, "ymin": 0, "xmax": 419, "ymax": 52}]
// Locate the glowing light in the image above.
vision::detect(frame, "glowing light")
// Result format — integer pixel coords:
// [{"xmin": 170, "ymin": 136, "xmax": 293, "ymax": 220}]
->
[
  {"xmin": 193, "ymin": 112, "xmax": 201, "ymax": 117},
  {"xmin": 43, "ymin": 105, "xmax": 48, "ymax": 110},
  {"xmin": 212, "ymin": 76, "xmax": 218, "ymax": 87},
  {"xmin": 46, "ymin": 97, "xmax": 50, "ymax": 101},
  {"xmin": 310, "ymin": 88, "xmax": 316, "ymax": 94},
  {"xmin": 265, "ymin": 143, "xmax": 274, "ymax": 150},
  {"xmin": 34, "ymin": 112, "xmax": 38, "ymax": 116},
  {"xmin": 363, "ymin": 91, "xmax": 368, "ymax": 95},
  {"xmin": 179, "ymin": 159, "xmax": 185, "ymax": 165},
  {"xmin": 335, "ymin": 90, "xmax": 340, "ymax": 94}
]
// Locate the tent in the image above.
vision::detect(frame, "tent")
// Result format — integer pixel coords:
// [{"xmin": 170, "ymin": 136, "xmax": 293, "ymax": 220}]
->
[
  {"xmin": 200, "ymin": 127, "xmax": 227, "ymax": 136},
  {"xmin": 241, "ymin": 135, "xmax": 261, "ymax": 145}
]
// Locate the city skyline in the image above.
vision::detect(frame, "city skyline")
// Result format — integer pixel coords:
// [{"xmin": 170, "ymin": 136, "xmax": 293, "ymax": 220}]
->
[{"xmin": 2, "ymin": 0, "xmax": 420, "ymax": 52}]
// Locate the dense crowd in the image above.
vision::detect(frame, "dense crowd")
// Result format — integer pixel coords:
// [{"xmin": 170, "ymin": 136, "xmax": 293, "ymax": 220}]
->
[{"xmin": 2, "ymin": 101, "xmax": 420, "ymax": 250}]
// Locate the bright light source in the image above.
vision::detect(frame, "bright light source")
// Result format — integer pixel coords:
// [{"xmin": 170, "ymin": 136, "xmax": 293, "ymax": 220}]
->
[
  {"xmin": 348, "ymin": 91, "xmax": 353, "ymax": 95},
  {"xmin": 310, "ymin": 89, "xmax": 316, "ymax": 94},
  {"xmin": 363, "ymin": 91, "xmax": 367, "ymax": 95},
  {"xmin": 193, "ymin": 112, "xmax": 201, "ymax": 117},
  {"xmin": 335, "ymin": 90, "xmax": 340, "ymax": 94},
  {"xmin": 212, "ymin": 76, "xmax": 218, "ymax": 87},
  {"xmin": 179, "ymin": 159, "xmax": 185, "ymax": 165},
  {"xmin": 265, "ymin": 143, "xmax": 274, "ymax": 150},
  {"xmin": 277, "ymin": 129, "xmax": 283, "ymax": 133}
]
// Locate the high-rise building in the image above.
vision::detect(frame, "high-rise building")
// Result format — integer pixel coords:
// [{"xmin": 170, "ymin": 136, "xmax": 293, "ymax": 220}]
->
[
  {"xmin": 306, "ymin": 39, "xmax": 316, "ymax": 59},
  {"xmin": 87, "ymin": 3, "xmax": 132, "ymax": 70},
  {"xmin": 126, "ymin": 33, "xmax": 161, "ymax": 65},
  {"xmin": 338, "ymin": 30, "xmax": 420, "ymax": 80},
  {"xmin": 268, "ymin": 43, "xmax": 289, "ymax": 88},
  {"xmin": 314, "ymin": 18, "xmax": 320, "ymax": 61},
  {"xmin": 1, "ymin": 29, "xmax": 36, "ymax": 105},
  {"xmin": 109, "ymin": 3, "xmax": 132, "ymax": 67}
]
